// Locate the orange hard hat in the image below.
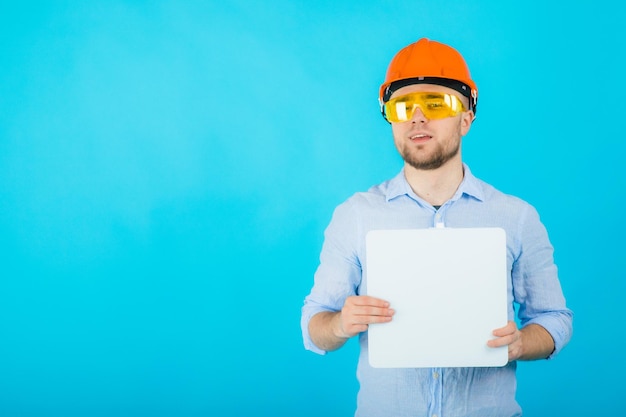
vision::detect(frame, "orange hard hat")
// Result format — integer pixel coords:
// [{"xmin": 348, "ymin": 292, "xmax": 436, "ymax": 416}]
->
[{"xmin": 379, "ymin": 38, "xmax": 478, "ymax": 115}]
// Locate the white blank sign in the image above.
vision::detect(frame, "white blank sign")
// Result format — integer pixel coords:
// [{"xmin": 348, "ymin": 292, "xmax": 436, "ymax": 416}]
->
[{"xmin": 366, "ymin": 227, "xmax": 508, "ymax": 368}]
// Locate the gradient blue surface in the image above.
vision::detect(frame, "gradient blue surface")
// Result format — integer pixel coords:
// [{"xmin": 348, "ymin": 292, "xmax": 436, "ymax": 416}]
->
[{"xmin": 1, "ymin": 1, "xmax": 623, "ymax": 415}]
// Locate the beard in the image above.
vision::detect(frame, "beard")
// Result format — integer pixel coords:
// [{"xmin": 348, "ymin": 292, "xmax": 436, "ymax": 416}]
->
[{"xmin": 399, "ymin": 140, "xmax": 461, "ymax": 170}]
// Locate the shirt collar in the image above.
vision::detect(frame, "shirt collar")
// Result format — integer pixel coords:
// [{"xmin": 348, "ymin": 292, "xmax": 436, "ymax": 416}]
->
[{"xmin": 385, "ymin": 163, "xmax": 485, "ymax": 203}]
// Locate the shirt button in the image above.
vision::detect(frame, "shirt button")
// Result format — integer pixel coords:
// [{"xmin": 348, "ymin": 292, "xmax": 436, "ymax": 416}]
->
[
  {"xmin": 432, "ymin": 371, "xmax": 439, "ymax": 379},
  {"xmin": 432, "ymin": 414, "xmax": 438, "ymax": 417}
]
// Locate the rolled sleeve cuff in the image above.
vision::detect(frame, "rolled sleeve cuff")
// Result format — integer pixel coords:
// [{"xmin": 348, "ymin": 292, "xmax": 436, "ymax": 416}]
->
[
  {"xmin": 301, "ymin": 306, "xmax": 330, "ymax": 355},
  {"xmin": 525, "ymin": 312, "xmax": 573, "ymax": 359}
]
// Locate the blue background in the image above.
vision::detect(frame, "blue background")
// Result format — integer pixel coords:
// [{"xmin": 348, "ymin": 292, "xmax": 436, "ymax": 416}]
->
[{"xmin": 1, "ymin": 1, "xmax": 623, "ymax": 415}]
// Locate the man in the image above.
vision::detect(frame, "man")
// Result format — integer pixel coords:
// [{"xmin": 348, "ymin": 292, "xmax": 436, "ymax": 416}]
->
[{"xmin": 301, "ymin": 38, "xmax": 573, "ymax": 416}]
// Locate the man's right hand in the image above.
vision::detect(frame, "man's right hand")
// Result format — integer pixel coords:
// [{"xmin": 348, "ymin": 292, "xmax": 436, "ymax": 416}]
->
[
  {"xmin": 335, "ymin": 295, "xmax": 395, "ymax": 338},
  {"xmin": 309, "ymin": 295, "xmax": 395, "ymax": 352}
]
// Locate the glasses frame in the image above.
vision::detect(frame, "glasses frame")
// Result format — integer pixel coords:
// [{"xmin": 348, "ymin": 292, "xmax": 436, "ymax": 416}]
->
[{"xmin": 381, "ymin": 92, "xmax": 467, "ymax": 123}]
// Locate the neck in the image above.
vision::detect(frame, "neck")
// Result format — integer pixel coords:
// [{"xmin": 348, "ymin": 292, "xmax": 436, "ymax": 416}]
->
[{"xmin": 404, "ymin": 159, "xmax": 464, "ymax": 206}]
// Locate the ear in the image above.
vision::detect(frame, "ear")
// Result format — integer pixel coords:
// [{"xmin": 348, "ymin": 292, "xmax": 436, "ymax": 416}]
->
[{"xmin": 460, "ymin": 110, "xmax": 475, "ymax": 136}]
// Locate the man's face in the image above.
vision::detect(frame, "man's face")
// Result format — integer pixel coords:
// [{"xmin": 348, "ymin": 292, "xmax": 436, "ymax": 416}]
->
[{"xmin": 389, "ymin": 84, "xmax": 474, "ymax": 171}]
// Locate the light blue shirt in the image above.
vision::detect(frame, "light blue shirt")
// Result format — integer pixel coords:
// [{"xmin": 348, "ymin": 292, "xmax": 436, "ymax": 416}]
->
[{"xmin": 301, "ymin": 164, "xmax": 573, "ymax": 417}]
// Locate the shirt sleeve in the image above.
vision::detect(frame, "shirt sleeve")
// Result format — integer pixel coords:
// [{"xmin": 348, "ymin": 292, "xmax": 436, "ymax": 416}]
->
[
  {"xmin": 301, "ymin": 199, "xmax": 363, "ymax": 355},
  {"xmin": 512, "ymin": 204, "xmax": 573, "ymax": 359}
]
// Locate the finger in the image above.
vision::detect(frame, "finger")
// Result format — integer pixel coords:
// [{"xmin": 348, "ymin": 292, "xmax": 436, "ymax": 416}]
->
[
  {"xmin": 344, "ymin": 309, "xmax": 394, "ymax": 326},
  {"xmin": 352, "ymin": 314, "xmax": 393, "ymax": 326},
  {"xmin": 342, "ymin": 307, "xmax": 394, "ymax": 327},
  {"xmin": 487, "ymin": 330, "xmax": 520, "ymax": 348},
  {"xmin": 340, "ymin": 312, "xmax": 392, "ymax": 337},
  {"xmin": 487, "ymin": 337, "xmax": 505, "ymax": 348},
  {"xmin": 492, "ymin": 321, "xmax": 516, "ymax": 337},
  {"xmin": 347, "ymin": 295, "xmax": 390, "ymax": 308},
  {"xmin": 487, "ymin": 333, "xmax": 513, "ymax": 348},
  {"xmin": 353, "ymin": 304, "xmax": 395, "ymax": 316},
  {"xmin": 344, "ymin": 297, "xmax": 393, "ymax": 316}
]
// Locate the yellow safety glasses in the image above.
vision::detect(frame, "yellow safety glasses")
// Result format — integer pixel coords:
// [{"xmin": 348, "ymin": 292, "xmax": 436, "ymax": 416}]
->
[{"xmin": 383, "ymin": 92, "xmax": 466, "ymax": 123}]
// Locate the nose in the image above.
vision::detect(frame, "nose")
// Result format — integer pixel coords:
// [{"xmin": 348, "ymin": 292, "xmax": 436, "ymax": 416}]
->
[{"xmin": 411, "ymin": 106, "xmax": 427, "ymax": 124}]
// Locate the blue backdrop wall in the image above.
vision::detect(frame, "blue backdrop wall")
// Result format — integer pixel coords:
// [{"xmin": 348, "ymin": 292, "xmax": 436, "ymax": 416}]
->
[{"xmin": 1, "ymin": 1, "xmax": 623, "ymax": 415}]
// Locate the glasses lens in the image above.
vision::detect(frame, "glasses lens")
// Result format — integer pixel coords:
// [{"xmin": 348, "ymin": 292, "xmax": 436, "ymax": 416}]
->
[{"xmin": 384, "ymin": 92, "xmax": 465, "ymax": 122}]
